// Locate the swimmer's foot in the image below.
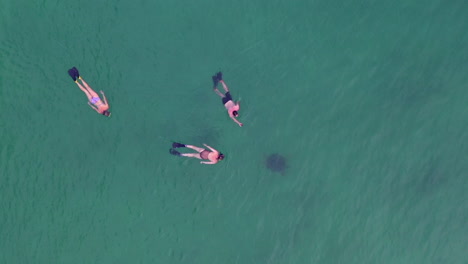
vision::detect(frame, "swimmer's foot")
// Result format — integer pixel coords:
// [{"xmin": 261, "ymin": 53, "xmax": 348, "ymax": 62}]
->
[
  {"xmin": 169, "ymin": 148, "xmax": 181, "ymax": 156},
  {"xmin": 212, "ymin": 75, "xmax": 219, "ymax": 88},
  {"xmin": 172, "ymin": 142, "xmax": 186, "ymax": 148},
  {"xmin": 216, "ymin": 71, "xmax": 223, "ymax": 81}
]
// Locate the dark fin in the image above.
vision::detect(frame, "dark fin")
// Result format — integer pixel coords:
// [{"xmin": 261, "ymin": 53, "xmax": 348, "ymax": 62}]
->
[
  {"xmin": 72, "ymin": 67, "xmax": 80, "ymax": 79},
  {"xmin": 212, "ymin": 75, "xmax": 219, "ymax": 87},
  {"xmin": 169, "ymin": 148, "xmax": 181, "ymax": 156},
  {"xmin": 216, "ymin": 71, "xmax": 223, "ymax": 81},
  {"xmin": 68, "ymin": 68, "xmax": 77, "ymax": 82},
  {"xmin": 172, "ymin": 142, "xmax": 186, "ymax": 148}
]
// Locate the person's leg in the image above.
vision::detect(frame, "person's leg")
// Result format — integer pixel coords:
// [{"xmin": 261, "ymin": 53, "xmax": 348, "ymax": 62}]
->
[
  {"xmin": 75, "ymin": 82, "xmax": 92, "ymax": 100},
  {"xmin": 220, "ymin": 80, "xmax": 229, "ymax": 93},
  {"xmin": 184, "ymin": 144, "xmax": 205, "ymax": 152},
  {"xmin": 79, "ymin": 78, "xmax": 99, "ymax": 98},
  {"xmin": 214, "ymin": 88, "xmax": 225, "ymax": 98},
  {"xmin": 170, "ymin": 143, "xmax": 201, "ymax": 159},
  {"xmin": 180, "ymin": 153, "xmax": 202, "ymax": 159}
]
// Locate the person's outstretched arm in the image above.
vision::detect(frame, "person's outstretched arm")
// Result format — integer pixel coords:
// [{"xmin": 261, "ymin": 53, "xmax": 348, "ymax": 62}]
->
[
  {"xmin": 229, "ymin": 115, "xmax": 243, "ymax": 127},
  {"xmin": 100, "ymin": 90, "xmax": 108, "ymax": 104}
]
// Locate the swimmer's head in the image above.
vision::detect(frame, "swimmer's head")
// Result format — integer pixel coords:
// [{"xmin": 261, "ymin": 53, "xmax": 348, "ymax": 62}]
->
[
  {"xmin": 102, "ymin": 110, "xmax": 111, "ymax": 117},
  {"xmin": 218, "ymin": 153, "xmax": 225, "ymax": 160},
  {"xmin": 232, "ymin": 111, "xmax": 239, "ymax": 117}
]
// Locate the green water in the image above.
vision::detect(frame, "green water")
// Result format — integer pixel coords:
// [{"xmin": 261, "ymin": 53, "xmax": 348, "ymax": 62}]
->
[{"xmin": 1, "ymin": 0, "xmax": 467, "ymax": 263}]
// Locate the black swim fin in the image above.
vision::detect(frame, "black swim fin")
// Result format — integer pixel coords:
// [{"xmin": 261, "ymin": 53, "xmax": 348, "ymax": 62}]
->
[
  {"xmin": 172, "ymin": 142, "xmax": 186, "ymax": 148},
  {"xmin": 216, "ymin": 71, "xmax": 223, "ymax": 81},
  {"xmin": 68, "ymin": 68, "xmax": 77, "ymax": 82},
  {"xmin": 72, "ymin": 67, "xmax": 80, "ymax": 79},
  {"xmin": 212, "ymin": 75, "xmax": 219, "ymax": 87},
  {"xmin": 169, "ymin": 148, "xmax": 181, "ymax": 156}
]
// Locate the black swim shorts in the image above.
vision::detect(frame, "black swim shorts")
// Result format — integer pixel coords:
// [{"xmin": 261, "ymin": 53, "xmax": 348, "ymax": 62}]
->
[{"xmin": 222, "ymin": 92, "xmax": 233, "ymax": 105}]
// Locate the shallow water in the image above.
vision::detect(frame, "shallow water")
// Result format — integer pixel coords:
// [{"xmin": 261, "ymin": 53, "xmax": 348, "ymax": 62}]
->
[{"xmin": 1, "ymin": 0, "xmax": 467, "ymax": 263}]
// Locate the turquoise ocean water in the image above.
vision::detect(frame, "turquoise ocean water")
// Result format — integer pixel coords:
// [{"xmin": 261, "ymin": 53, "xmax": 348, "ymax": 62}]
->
[{"xmin": 1, "ymin": 0, "xmax": 467, "ymax": 263}]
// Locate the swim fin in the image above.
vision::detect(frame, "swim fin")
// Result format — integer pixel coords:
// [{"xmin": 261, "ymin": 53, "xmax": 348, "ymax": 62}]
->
[
  {"xmin": 216, "ymin": 71, "xmax": 223, "ymax": 81},
  {"xmin": 169, "ymin": 148, "xmax": 181, "ymax": 156},
  {"xmin": 68, "ymin": 68, "xmax": 77, "ymax": 82},
  {"xmin": 67, "ymin": 67, "xmax": 80, "ymax": 82},
  {"xmin": 172, "ymin": 142, "xmax": 186, "ymax": 148},
  {"xmin": 212, "ymin": 75, "xmax": 219, "ymax": 87},
  {"xmin": 72, "ymin": 67, "xmax": 81, "ymax": 79}
]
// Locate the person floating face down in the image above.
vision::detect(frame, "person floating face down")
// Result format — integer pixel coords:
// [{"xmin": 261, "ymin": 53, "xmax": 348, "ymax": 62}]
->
[
  {"xmin": 68, "ymin": 67, "xmax": 111, "ymax": 117},
  {"xmin": 170, "ymin": 142, "xmax": 225, "ymax": 165},
  {"xmin": 212, "ymin": 72, "xmax": 242, "ymax": 127}
]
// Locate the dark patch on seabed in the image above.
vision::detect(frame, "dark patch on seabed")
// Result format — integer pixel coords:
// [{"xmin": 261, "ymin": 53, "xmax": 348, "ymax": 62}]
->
[
  {"xmin": 372, "ymin": 48, "xmax": 450, "ymax": 110},
  {"xmin": 417, "ymin": 157, "xmax": 449, "ymax": 194},
  {"xmin": 191, "ymin": 126, "xmax": 221, "ymax": 146},
  {"xmin": 159, "ymin": 119, "xmax": 180, "ymax": 142},
  {"xmin": 264, "ymin": 153, "xmax": 288, "ymax": 175},
  {"xmin": 395, "ymin": 156, "xmax": 452, "ymax": 198}
]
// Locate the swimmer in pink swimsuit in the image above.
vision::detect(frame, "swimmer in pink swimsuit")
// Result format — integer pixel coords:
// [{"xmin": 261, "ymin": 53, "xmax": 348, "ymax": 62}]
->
[{"xmin": 68, "ymin": 67, "xmax": 111, "ymax": 117}]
